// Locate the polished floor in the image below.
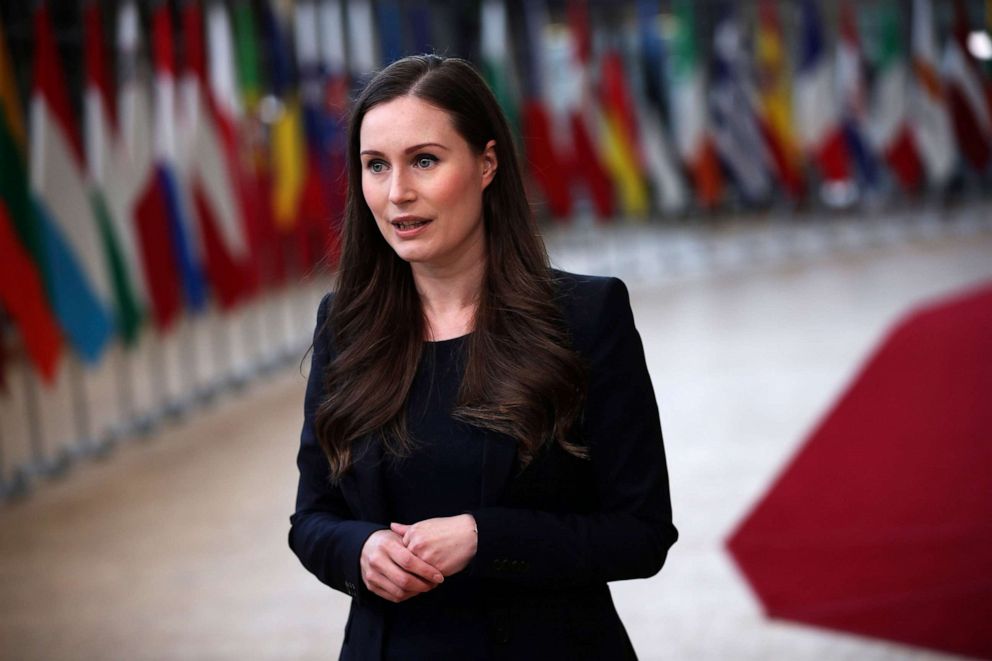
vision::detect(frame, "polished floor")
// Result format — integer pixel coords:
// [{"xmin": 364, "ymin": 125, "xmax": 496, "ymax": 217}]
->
[{"xmin": 1, "ymin": 209, "xmax": 990, "ymax": 660}]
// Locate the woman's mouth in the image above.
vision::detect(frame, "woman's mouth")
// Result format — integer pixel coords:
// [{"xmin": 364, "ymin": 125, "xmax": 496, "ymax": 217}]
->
[
  {"xmin": 392, "ymin": 219, "xmax": 430, "ymax": 229},
  {"xmin": 390, "ymin": 217, "xmax": 432, "ymax": 235}
]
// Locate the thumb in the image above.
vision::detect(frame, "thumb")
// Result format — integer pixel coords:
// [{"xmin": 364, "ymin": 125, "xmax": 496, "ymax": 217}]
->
[{"xmin": 390, "ymin": 522, "xmax": 409, "ymax": 536}]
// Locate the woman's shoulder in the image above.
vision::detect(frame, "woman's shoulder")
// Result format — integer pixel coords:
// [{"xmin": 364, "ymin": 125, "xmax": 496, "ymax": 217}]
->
[{"xmin": 549, "ymin": 269, "xmax": 634, "ymax": 351}]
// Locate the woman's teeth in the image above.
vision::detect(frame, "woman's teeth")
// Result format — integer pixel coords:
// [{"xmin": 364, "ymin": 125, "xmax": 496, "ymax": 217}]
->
[{"xmin": 395, "ymin": 220, "xmax": 429, "ymax": 229}]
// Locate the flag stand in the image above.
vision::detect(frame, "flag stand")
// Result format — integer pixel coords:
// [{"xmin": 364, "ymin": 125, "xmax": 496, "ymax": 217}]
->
[
  {"xmin": 67, "ymin": 356, "xmax": 108, "ymax": 459},
  {"xmin": 254, "ymin": 294, "xmax": 277, "ymax": 375},
  {"xmin": 21, "ymin": 363, "xmax": 69, "ymax": 478},
  {"xmin": 115, "ymin": 341, "xmax": 154, "ymax": 439},
  {"xmin": 237, "ymin": 299, "xmax": 262, "ymax": 383},
  {"xmin": 188, "ymin": 312, "xmax": 219, "ymax": 407},
  {"xmin": 151, "ymin": 327, "xmax": 184, "ymax": 423},
  {"xmin": 0, "ymin": 418, "xmax": 30, "ymax": 501}
]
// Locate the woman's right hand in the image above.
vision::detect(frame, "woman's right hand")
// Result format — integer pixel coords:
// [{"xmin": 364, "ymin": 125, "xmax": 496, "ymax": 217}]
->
[{"xmin": 359, "ymin": 529, "xmax": 445, "ymax": 603}]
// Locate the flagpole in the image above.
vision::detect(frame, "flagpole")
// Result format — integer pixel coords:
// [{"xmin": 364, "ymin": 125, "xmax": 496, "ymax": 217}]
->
[
  {"xmin": 211, "ymin": 305, "xmax": 236, "ymax": 392},
  {"xmin": 114, "ymin": 340, "xmax": 151, "ymax": 439},
  {"xmin": 149, "ymin": 327, "xmax": 179, "ymax": 423},
  {"xmin": 237, "ymin": 297, "xmax": 261, "ymax": 383},
  {"xmin": 177, "ymin": 315, "xmax": 200, "ymax": 414},
  {"xmin": 67, "ymin": 355, "xmax": 107, "ymax": 458},
  {"xmin": 0, "ymin": 412, "xmax": 30, "ymax": 501},
  {"xmin": 21, "ymin": 360, "xmax": 68, "ymax": 478}
]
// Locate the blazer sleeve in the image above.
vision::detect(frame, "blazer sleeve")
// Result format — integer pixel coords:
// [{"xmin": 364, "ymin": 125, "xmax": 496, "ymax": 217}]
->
[
  {"xmin": 288, "ymin": 293, "xmax": 386, "ymax": 603},
  {"xmin": 468, "ymin": 276, "xmax": 677, "ymax": 587}
]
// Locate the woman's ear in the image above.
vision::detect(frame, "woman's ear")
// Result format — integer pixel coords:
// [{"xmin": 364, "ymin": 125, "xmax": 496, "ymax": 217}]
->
[{"xmin": 481, "ymin": 139, "xmax": 498, "ymax": 189}]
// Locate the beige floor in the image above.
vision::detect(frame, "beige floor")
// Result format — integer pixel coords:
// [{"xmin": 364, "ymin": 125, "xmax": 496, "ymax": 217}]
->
[{"xmin": 1, "ymin": 221, "xmax": 990, "ymax": 660}]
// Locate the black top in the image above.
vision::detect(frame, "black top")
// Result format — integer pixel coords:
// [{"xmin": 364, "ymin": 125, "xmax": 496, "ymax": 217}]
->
[
  {"xmin": 384, "ymin": 335, "xmax": 482, "ymax": 523},
  {"xmin": 382, "ymin": 336, "xmax": 488, "ymax": 659},
  {"xmin": 289, "ymin": 271, "xmax": 677, "ymax": 661}
]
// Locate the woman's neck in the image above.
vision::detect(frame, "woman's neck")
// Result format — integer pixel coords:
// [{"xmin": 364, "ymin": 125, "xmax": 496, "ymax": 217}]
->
[{"xmin": 412, "ymin": 259, "xmax": 485, "ymax": 342}]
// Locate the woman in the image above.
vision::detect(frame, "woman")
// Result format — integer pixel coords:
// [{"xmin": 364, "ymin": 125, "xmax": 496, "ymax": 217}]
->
[{"xmin": 290, "ymin": 54, "xmax": 676, "ymax": 660}]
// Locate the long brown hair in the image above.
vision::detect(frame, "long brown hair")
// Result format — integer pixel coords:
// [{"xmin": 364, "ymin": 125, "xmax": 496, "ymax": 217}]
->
[{"xmin": 315, "ymin": 55, "xmax": 586, "ymax": 479}]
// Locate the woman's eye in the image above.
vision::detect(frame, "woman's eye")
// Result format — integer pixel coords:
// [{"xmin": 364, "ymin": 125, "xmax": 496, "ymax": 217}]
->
[
  {"xmin": 414, "ymin": 154, "xmax": 438, "ymax": 169},
  {"xmin": 367, "ymin": 160, "xmax": 386, "ymax": 173}
]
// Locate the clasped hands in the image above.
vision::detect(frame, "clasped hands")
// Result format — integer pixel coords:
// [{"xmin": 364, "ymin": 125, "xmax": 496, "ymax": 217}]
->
[{"xmin": 359, "ymin": 513, "xmax": 478, "ymax": 603}]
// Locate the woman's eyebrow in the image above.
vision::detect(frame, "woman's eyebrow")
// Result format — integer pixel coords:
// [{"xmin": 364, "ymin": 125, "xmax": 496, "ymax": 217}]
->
[{"xmin": 359, "ymin": 142, "xmax": 450, "ymax": 157}]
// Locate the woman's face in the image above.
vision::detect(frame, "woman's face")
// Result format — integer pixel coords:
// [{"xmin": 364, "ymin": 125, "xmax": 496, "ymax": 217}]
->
[{"xmin": 359, "ymin": 95, "xmax": 497, "ymax": 273}]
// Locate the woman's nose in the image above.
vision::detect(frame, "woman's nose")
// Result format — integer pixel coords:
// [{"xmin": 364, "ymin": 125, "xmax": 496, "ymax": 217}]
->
[{"xmin": 388, "ymin": 170, "xmax": 416, "ymax": 204}]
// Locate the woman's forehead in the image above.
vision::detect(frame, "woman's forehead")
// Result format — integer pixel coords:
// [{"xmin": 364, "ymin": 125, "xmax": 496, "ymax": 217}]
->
[{"xmin": 359, "ymin": 96, "xmax": 459, "ymax": 151}]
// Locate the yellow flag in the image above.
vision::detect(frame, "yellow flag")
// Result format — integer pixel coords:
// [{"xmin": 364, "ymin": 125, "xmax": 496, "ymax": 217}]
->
[
  {"xmin": 755, "ymin": 0, "xmax": 804, "ymax": 195},
  {"xmin": 599, "ymin": 110, "xmax": 650, "ymax": 217},
  {"xmin": 271, "ymin": 98, "xmax": 304, "ymax": 230}
]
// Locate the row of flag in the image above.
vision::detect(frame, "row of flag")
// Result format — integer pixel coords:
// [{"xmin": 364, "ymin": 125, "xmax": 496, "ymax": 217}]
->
[
  {"xmin": 1, "ymin": 1, "xmax": 346, "ymax": 391},
  {"xmin": 481, "ymin": 0, "xmax": 992, "ymax": 220},
  {"xmin": 2, "ymin": 0, "xmax": 992, "ymax": 389}
]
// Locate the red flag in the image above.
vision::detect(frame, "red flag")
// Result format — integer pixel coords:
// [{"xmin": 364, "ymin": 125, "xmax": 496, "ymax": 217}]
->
[
  {"xmin": 134, "ymin": 169, "xmax": 182, "ymax": 330},
  {"xmin": 884, "ymin": 125, "xmax": 924, "ymax": 190},
  {"xmin": 944, "ymin": 0, "xmax": 992, "ymax": 171},
  {"xmin": 522, "ymin": 101, "xmax": 573, "ymax": 219},
  {"xmin": 0, "ymin": 203, "xmax": 61, "ymax": 383},
  {"xmin": 180, "ymin": 3, "xmax": 251, "ymax": 309},
  {"xmin": 562, "ymin": 1, "xmax": 614, "ymax": 219}
]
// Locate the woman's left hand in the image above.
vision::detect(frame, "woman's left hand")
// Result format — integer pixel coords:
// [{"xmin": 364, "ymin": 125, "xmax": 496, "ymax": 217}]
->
[{"xmin": 390, "ymin": 514, "xmax": 478, "ymax": 577}]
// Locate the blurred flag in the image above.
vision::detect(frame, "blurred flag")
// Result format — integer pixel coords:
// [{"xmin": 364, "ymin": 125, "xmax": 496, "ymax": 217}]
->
[
  {"xmin": 31, "ymin": 3, "xmax": 113, "ymax": 363},
  {"xmin": 909, "ymin": 0, "xmax": 956, "ymax": 187},
  {"xmin": 1, "ymin": 12, "xmax": 39, "ymax": 269},
  {"xmin": 318, "ymin": 0, "xmax": 349, "ymax": 266},
  {"xmin": 375, "ymin": 0, "xmax": 405, "ymax": 65},
  {"xmin": 794, "ymin": 0, "xmax": 851, "ymax": 186},
  {"xmin": 296, "ymin": 0, "xmax": 339, "ymax": 269},
  {"xmin": 599, "ymin": 49, "xmax": 651, "ymax": 217},
  {"xmin": 232, "ymin": 0, "xmax": 284, "ymax": 289},
  {"xmin": 84, "ymin": 1, "xmax": 143, "ymax": 346},
  {"xmin": 635, "ymin": 0, "xmax": 688, "ymax": 215},
  {"xmin": 261, "ymin": 2, "xmax": 307, "ymax": 268},
  {"xmin": 518, "ymin": 0, "xmax": 572, "ymax": 219},
  {"xmin": 119, "ymin": 1, "xmax": 182, "ymax": 331},
  {"xmin": 150, "ymin": 3, "xmax": 208, "ymax": 313},
  {"xmin": 837, "ymin": 2, "xmax": 882, "ymax": 191},
  {"xmin": 709, "ymin": 6, "xmax": 775, "ymax": 205},
  {"xmin": 480, "ymin": 0, "xmax": 521, "ymax": 135},
  {"xmin": 942, "ymin": 0, "xmax": 992, "ymax": 172},
  {"xmin": 561, "ymin": 0, "xmax": 617, "ymax": 219},
  {"xmin": 407, "ymin": 0, "xmax": 434, "ymax": 56},
  {"xmin": 179, "ymin": 3, "xmax": 254, "ymax": 310},
  {"xmin": 0, "ymin": 205, "xmax": 61, "ymax": 382},
  {"xmin": 868, "ymin": 2, "xmax": 924, "ymax": 191},
  {"xmin": 669, "ymin": 0, "xmax": 723, "ymax": 209},
  {"xmin": 346, "ymin": 0, "xmax": 378, "ymax": 81},
  {"xmin": 755, "ymin": 0, "xmax": 805, "ymax": 199},
  {"xmin": 0, "ymin": 16, "xmax": 61, "ymax": 382}
]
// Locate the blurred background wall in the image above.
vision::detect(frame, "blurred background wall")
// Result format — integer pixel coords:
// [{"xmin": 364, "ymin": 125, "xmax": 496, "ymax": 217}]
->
[{"xmin": 0, "ymin": 1, "xmax": 991, "ymax": 659}]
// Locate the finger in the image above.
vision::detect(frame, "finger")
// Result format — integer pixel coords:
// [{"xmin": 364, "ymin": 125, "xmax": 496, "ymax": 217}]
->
[
  {"xmin": 389, "ymin": 544, "xmax": 445, "ymax": 583},
  {"xmin": 390, "ymin": 522, "xmax": 409, "ymax": 536},
  {"xmin": 378, "ymin": 558, "xmax": 438, "ymax": 594},
  {"xmin": 366, "ymin": 576, "xmax": 407, "ymax": 603},
  {"xmin": 371, "ymin": 541, "xmax": 440, "ymax": 591}
]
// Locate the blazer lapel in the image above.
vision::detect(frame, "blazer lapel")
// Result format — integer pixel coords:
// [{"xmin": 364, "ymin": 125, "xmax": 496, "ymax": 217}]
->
[
  {"xmin": 480, "ymin": 432, "xmax": 517, "ymax": 506},
  {"xmin": 340, "ymin": 434, "xmax": 389, "ymax": 524}
]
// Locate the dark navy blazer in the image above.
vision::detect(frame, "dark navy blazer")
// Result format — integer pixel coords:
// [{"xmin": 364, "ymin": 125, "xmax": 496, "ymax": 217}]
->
[{"xmin": 289, "ymin": 271, "xmax": 677, "ymax": 660}]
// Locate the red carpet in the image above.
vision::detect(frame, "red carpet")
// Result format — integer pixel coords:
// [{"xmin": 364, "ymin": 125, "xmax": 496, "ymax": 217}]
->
[{"xmin": 727, "ymin": 281, "xmax": 992, "ymax": 659}]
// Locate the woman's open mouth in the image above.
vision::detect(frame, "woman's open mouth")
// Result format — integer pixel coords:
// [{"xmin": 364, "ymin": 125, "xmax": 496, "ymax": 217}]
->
[{"xmin": 390, "ymin": 216, "xmax": 433, "ymax": 235}]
